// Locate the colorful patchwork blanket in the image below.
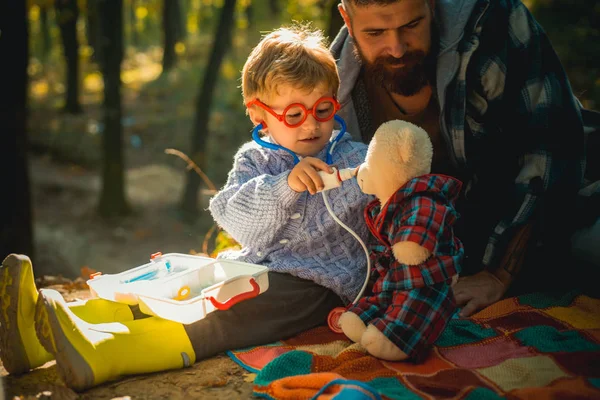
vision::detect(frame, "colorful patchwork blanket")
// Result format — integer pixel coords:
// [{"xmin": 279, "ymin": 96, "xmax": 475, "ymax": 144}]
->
[{"xmin": 228, "ymin": 291, "xmax": 600, "ymax": 399}]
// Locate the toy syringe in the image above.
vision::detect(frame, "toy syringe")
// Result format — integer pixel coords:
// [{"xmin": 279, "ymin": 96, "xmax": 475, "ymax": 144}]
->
[
  {"xmin": 317, "ymin": 167, "xmax": 357, "ymax": 192},
  {"xmin": 122, "ymin": 260, "xmax": 172, "ymax": 283}
]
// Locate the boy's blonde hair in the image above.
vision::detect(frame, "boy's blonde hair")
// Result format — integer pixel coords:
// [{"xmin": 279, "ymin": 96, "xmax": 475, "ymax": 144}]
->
[{"xmin": 242, "ymin": 24, "xmax": 340, "ymax": 106}]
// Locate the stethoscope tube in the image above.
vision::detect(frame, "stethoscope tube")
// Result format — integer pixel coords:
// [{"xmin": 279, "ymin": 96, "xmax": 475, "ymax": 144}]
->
[{"xmin": 252, "ymin": 115, "xmax": 347, "ymax": 165}]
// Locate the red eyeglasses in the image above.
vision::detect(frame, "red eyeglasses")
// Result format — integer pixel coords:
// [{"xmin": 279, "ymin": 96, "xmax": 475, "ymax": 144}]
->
[{"xmin": 246, "ymin": 97, "xmax": 341, "ymax": 128}]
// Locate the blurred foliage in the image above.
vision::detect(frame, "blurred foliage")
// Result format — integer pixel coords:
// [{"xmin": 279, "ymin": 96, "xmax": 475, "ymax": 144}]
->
[
  {"xmin": 25, "ymin": 0, "xmax": 599, "ymax": 106},
  {"xmin": 25, "ymin": 0, "xmax": 332, "ymax": 184}
]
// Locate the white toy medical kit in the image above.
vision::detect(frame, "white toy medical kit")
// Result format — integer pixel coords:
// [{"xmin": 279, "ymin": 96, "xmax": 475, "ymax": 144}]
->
[{"xmin": 87, "ymin": 252, "xmax": 269, "ymax": 325}]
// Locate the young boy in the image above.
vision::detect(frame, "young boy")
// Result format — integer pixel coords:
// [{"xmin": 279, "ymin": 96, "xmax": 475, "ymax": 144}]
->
[{"xmin": 0, "ymin": 25, "xmax": 371, "ymax": 391}]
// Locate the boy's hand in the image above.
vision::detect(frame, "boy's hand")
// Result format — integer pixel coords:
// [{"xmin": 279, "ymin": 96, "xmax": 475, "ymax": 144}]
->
[{"xmin": 288, "ymin": 157, "xmax": 333, "ymax": 194}]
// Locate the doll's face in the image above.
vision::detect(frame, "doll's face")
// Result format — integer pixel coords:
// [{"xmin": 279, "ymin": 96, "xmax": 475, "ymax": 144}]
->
[
  {"xmin": 356, "ymin": 138, "xmax": 404, "ymax": 204},
  {"xmin": 356, "ymin": 120, "xmax": 434, "ymax": 204}
]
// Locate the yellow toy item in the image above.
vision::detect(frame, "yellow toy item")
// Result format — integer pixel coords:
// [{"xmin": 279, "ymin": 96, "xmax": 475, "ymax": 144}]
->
[
  {"xmin": 0, "ymin": 254, "xmax": 135, "ymax": 374},
  {"xmin": 0, "ymin": 254, "xmax": 52, "ymax": 374},
  {"xmin": 35, "ymin": 288, "xmax": 196, "ymax": 391}
]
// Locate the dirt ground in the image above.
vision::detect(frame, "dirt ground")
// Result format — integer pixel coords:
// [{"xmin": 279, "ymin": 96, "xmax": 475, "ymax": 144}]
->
[{"xmin": 1, "ymin": 153, "xmax": 257, "ymax": 399}]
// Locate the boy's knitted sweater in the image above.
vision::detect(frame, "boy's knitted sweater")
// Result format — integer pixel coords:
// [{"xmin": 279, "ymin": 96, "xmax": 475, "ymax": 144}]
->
[{"xmin": 209, "ymin": 132, "xmax": 372, "ymax": 303}]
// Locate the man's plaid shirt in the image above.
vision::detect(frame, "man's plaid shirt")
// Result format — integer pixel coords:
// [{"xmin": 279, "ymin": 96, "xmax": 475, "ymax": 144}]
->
[
  {"xmin": 365, "ymin": 175, "xmax": 464, "ymax": 293},
  {"xmin": 446, "ymin": 0, "xmax": 585, "ymax": 267},
  {"xmin": 333, "ymin": 0, "xmax": 586, "ymax": 269}
]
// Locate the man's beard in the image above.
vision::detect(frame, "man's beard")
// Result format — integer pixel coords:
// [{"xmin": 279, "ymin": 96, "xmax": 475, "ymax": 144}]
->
[{"xmin": 354, "ymin": 33, "xmax": 437, "ymax": 97}]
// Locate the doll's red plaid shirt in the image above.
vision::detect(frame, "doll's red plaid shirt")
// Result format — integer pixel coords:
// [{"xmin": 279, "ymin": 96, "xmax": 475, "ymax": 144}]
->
[
  {"xmin": 348, "ymin": 174, "xmax": 465, "ymax": 360},
  {"xmin": 364, "ymin": 174, "xmax": 464, "ymax": 293}
]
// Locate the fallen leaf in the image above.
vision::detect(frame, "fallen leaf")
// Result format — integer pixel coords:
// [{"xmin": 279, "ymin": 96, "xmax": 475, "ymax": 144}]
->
[
  {"xmin": 205, "ymin": 378, "xmax": 228, "ymax": 387},
  {"xmin": 61, "ymin": 277, "xmax": 89, "ymax": 292}
]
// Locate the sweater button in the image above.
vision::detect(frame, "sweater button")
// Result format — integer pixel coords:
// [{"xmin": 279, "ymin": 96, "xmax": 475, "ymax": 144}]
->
[
  {"xmin": 290, "ymin": 213, "xmax": 301, "ymax": 219},
  {"xmin": 256, "ymin": 252, "xmax": 263, "ymax": 256},
  {"xmin": 279, "ymin": 239, "xmax": 289, "ymax": 244}
]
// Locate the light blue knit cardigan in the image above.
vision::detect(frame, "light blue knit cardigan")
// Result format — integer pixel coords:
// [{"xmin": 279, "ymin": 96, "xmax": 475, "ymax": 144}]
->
[{"xmin": 208, "ymin": 132, "xmax": 372, "ymax": 303}]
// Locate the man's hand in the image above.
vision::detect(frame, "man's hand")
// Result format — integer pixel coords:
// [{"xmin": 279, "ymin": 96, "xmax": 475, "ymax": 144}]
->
[
  {"xmin": 454, "ymin": 223, "xmax": 533, "ymax": 318},
  {"xmin": 452, "ymin": 270, "xmax": 507, "ymax": 318},
  {"xmin": 288, "ymin": 157, "xmax": 332, "ymax": 194}
]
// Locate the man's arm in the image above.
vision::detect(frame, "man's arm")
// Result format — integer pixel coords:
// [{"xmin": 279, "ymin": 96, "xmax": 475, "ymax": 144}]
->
[
  {"xmin": 477, "ymin": 0, "xmax": 584, "ymax": 269},
  {"xmin": 492, "ymin": 223, "xmax": 534, "ymax": 287},
  {"xmin": 453, "ymin": 0, "xmax": 585, "ymax": 316}
]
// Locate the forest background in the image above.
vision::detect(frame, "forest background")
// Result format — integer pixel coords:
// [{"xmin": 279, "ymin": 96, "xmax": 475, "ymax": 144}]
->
[
  {"xmin": 1, "ymin": 0, "xmax": 599, "ymax": 279},
  {"xmin": 0, "ymin": 1, "xmax": 598, "ymax": 398}
]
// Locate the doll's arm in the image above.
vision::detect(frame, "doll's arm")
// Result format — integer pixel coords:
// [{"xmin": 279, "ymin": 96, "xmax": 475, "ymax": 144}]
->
[
  {"xmin": 392, "ymin": 241, "xmax": 431, "ymax": 266},
  {"xmin": 389, "ymin": 195, "xmax": 440, "ymax": 265}
]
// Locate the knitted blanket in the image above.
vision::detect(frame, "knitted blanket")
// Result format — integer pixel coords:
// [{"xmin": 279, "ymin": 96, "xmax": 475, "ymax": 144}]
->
[{"xmin": 228, "ymin": 291, "xmax": 600, "ymax": 399}]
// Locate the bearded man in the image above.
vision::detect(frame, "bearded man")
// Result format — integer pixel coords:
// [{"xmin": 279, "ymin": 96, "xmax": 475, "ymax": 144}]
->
[{"xmin": 331, "ymin": 0, "xmax": 599, "ymax": 317}]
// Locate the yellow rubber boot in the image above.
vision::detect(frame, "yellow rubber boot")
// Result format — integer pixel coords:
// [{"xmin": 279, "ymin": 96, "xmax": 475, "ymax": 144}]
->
[
  {"xmin": 36, "ymin": 289, "xmax": 196, "ymax": 392},
  {"xmin": 0, "ymin": 254, "xmax": 53, "ymax": 374},
  {"xmin": 0, "ymin": 254, "xmax": 135, "ymax": 375},
  {"xmin": 69, "ymin": 298, "xmax": 135, "ymax": 324}
]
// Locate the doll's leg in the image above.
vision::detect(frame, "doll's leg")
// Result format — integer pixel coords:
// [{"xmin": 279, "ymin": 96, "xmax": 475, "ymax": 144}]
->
[
  {"xmin": 340, "ymin": 292, "xmax": 389, "ymax": 343},
  {"xmin": 362, "ymin": 282, "xmax": 456, "ymax": 361},
  {"xmin": 0, "ymin": 254, "xmax": 137, "ymax": 375},
  {"xmin": 338, "ymin": 312, "xmax": 367, "ymax": 343},
  {"xmin": 360, "ymin": 290, "xmax": 410, "ymax": 361},
  {"xmin": 345, "ymin": 291, "xmax": 390, "ymax": 325},
  {"xmin": 33, "ymin": 272, "xmax": 343, "ymax": 391}
]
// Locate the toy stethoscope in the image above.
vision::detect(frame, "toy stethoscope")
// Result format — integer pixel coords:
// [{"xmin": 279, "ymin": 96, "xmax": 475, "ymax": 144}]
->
[
  {"xmin": 252, "ymin": 114, "xmax": 371, "ymax": 333},
  {"xmin": 252, "ymin": 114, "xmax": 347, "ymax": 165}
]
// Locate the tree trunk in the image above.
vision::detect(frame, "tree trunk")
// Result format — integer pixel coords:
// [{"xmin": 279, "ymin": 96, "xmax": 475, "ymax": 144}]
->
[
  {"xmin": 86, "ymin": 0, "xmax": 102, "ymax": 65},
  {"xmin": 245, "ymin": 3, "xmax": 253, "ymax": 27},
  {"xmin": 162, "ymin": 0, "xmax": 179, "ymax": 73},
  {"xmin": 97, "ymin": 0, "xmax": 130, "ymax": 218},
  {"xmin": 181, "ymin": 0, "xmax": 237, "ymax": 216},
  {"xmin": 129, "ymin": 0, "xmax": 139, "ymax": 47},
  {"xmin": 0, "ymin": 1, "xmax": 34, "ymax": 260},
  {"xmin": 326, "ymin": 0, "xmax": 344, "ymax": 42},
  {"xmin": 40, "ymin": 5, "xmax": 51, "ymax": 61},
  {"xmin": 55, "ymin": 0, "xmax": 83, "ymax": 114},
  {"xmin": 175, "ymin": 0, "xmax": 186, "ymax": 42}
]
